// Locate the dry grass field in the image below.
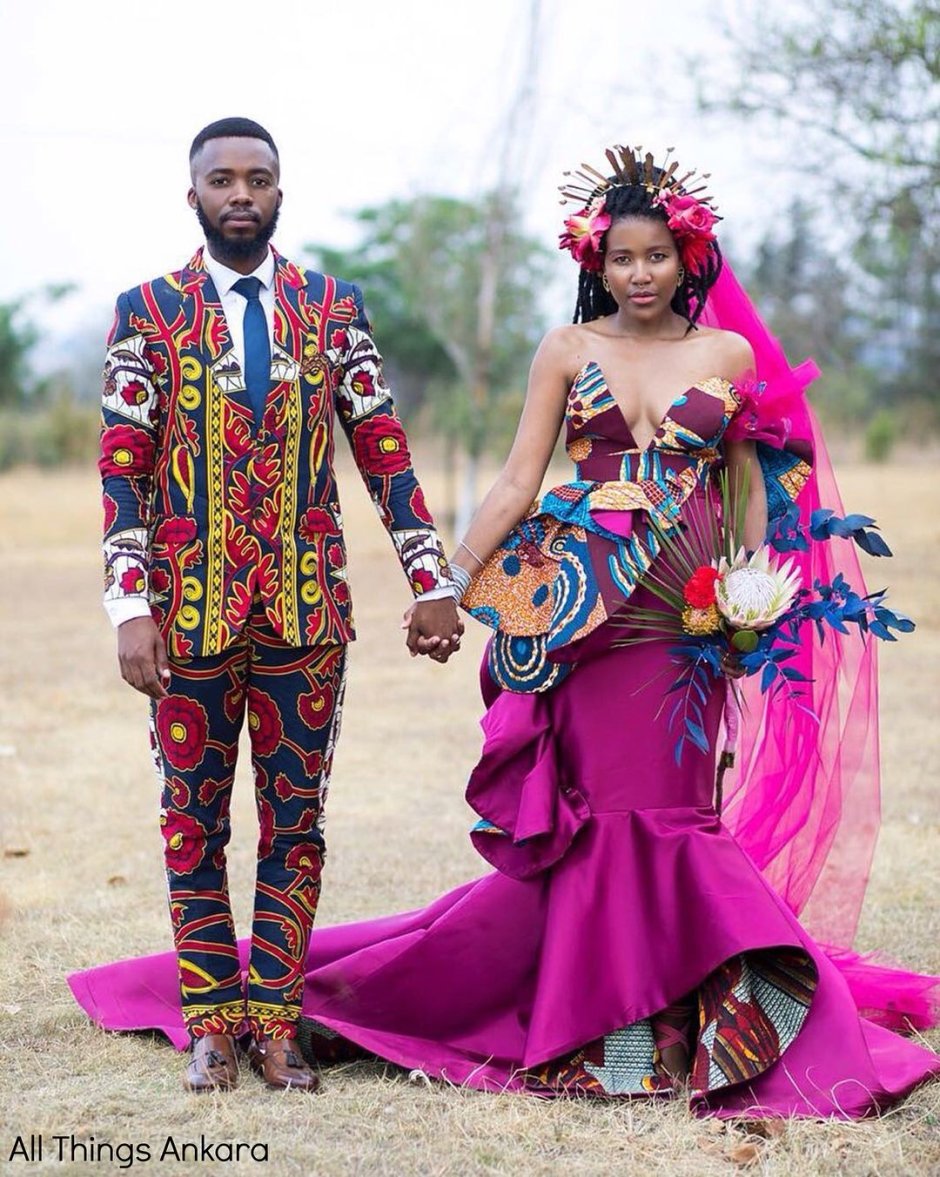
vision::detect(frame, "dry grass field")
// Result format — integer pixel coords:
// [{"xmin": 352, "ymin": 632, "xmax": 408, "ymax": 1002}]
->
[{"xmin": 1, "ymin": 451, "xmax": 938, "ymax": 1177}]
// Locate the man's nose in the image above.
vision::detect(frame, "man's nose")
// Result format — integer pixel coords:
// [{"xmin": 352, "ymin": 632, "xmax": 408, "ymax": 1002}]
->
[{"xmin": 229, "ymin": 183, "xmax": 254, "ymax": 205}]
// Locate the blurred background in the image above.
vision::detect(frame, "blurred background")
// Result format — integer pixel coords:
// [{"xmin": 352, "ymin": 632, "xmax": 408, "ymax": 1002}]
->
[{"xmin": 0, "ymin": 0, "xmax": 936, "ymax": 514}]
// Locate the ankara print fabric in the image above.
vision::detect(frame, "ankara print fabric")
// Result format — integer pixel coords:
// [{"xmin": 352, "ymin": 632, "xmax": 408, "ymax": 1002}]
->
[
  {"xmin": 151, "ymin": 617, "xmax": 347, "ymax": 1041},
  {"xmin": 100, "ymin": 249, "xmax": 451, "ymax": 658},
  {"xmin": 462, "ymin": 363, "xmax": 812, "ymax": 692}
]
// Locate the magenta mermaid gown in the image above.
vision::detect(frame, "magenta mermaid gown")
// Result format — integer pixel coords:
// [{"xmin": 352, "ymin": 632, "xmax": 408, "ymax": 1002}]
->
[{"xmin": 70, "ymin": 364, "xmax": 939, "ymax": 1116}]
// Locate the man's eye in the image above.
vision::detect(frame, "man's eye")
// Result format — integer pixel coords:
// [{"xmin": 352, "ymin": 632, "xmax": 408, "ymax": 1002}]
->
[{"xmin": 252, "ymin": 178, "xmax": 271, "ymax": 187}]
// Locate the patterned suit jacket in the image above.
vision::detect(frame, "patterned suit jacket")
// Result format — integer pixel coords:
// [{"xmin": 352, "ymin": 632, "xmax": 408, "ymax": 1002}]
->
[{"xmin": 100, "ymin": 247, "xmax": 451, "ymax": 658}]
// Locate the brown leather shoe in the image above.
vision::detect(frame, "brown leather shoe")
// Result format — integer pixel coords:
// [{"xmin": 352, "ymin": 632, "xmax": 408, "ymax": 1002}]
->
[
  {"xmin": 183, "ymin": 1034, "xmax": 239, "ymax": 1093},
  {"xmin": 248, "ymin": 1035, "xmax": 320, "ymax": 1091}
]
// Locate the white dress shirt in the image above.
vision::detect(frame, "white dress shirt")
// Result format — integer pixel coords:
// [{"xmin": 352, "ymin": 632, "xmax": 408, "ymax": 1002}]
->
[{"xmin": 202, "ymin": 247, "xmax": 277, "ymax": 365}]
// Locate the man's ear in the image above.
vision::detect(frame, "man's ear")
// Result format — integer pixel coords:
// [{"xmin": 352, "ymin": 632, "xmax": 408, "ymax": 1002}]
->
[
  {"xmin": 276, "ymin": 190, "xmax": 283, "ymax": 208},
  {"xmin": 187, "ymin": 187, "xmax": 198, "ymax": 210}
]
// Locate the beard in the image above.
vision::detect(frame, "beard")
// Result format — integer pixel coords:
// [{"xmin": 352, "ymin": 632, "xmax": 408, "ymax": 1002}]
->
[{"xmin": 195, "ymin": 200, "xmax": 279, "ymax": 264}]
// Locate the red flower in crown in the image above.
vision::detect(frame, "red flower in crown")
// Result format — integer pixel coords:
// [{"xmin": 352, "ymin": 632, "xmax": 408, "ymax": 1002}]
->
[
  {"xmin": 654, "ymin": 192, "xmax": 719, "ymax": 276},
  {"xmin": 558, "ymin": 199, "xmax": 611, "ymax": 272},
  {"xmin": 683, "ymin": 565, "xmax": 722, "ymax": 609}
]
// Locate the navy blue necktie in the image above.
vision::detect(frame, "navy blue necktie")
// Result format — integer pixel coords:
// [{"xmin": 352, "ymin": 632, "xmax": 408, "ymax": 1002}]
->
[{"xmin": 232, "ymin": 276, "xmax": 270, "ymax": 429}]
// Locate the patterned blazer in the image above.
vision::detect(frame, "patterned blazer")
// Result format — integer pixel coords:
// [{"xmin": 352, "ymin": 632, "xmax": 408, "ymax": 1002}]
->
[{"xmin": 100, "ymin": 247, "xmax": 451, "ymax": 659}]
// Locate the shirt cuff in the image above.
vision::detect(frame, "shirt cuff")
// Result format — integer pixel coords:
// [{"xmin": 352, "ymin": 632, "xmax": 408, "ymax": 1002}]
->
[
  {"xmin": 413, "ymin": 585, "xmax": 457, "ymax": 603},
  {"xmin": 104, "ymin": 597, "xmax": 153, "ymax": 628}
]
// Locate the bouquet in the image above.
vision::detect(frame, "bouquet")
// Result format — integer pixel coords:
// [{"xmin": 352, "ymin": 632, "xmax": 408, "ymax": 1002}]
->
[{"xmin": 615, "ymin": 473, "xmax": 914, "ymax": 769}]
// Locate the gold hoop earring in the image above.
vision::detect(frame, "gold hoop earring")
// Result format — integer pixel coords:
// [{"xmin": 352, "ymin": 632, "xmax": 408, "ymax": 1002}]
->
[
  {"xmin": 676, "ymin": 267, "xmax": 686, "ymax": 286},
  {"xmin": 601, "ymin": 274, "xmax": 610, "ymax": 293}
]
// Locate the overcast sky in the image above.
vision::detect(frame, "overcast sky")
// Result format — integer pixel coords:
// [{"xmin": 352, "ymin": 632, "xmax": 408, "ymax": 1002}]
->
[{"xmin": 0, "ymin": 0, "xmax": 792, "ymax": 344}]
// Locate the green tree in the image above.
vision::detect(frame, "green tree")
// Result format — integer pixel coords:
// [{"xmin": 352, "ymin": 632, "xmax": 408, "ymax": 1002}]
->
[
  {"xmin": 306, "ymin": 193, "xmax": 552, "ymax": 524},
  {"xmin": 692, "ymin": 0, "xmax": 939, "ymax": 422},
  {"xmin": 0, "ymin": 298, "xmax": 41, "ymax": 407}
]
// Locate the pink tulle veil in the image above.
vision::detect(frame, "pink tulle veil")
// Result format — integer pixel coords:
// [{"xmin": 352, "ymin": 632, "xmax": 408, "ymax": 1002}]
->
[{"xmin": 700, "ymin": 260, "xmax": 938, "ymax": 1032}]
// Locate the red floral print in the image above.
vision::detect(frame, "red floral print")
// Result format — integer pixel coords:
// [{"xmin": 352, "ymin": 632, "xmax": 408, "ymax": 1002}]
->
[
  {"xmin": 120, "ymin": 567, "xmax": 146, "ymax": 594},
  {"xmin": 297, "ymin": 682, "xmax": 335, "ymax": 731},
  {"xmin": 102, "ymin": 493, "xmax": 117, "ymax": 533},
  {"xmin": 351, "ymin": 416, "xmax": 411, "ymax": 476},
  {"xmin": 99, "ymin": 423, "xmax": 155, "ymax": 477},
  {"xmin": 153, "ymin": 516, "xmax": 198, "ymax": 547},
  {"xmin": 285, "ymin": 843, "xmax": 323, "ymax": 882},
  {"xmin": 248, "ymin": 689, "xmax": 283, "ymax": 757},
  {"xmin": 299, "ymin": 507, "xmax": 338, "ymax": 541},
  {"xmin": 120, "ymin": 380, "xmax": 149, "ymax": 407},
  {"xmin": 149, "ymin": 567, "xmax": 171, "ymax": 593},
  {"xmin": 157, "ymin": 696, "xmax": 209, "ymax": 771},
  {"xmin": 161, "ymin": 808, "xmax": 207, "ymax": 874},
  {"xmin": 409, "ymin": 486, "xmax": 434, "ymax": 525},
  {"xmin": 411, "ymin": 569, "xmax": 436, "ymax": 595}
]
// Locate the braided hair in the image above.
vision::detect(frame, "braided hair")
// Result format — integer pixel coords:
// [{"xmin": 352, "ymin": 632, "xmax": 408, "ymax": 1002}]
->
[{"xmin": 573, "ymin": 180, "xmax": 722, "ymax": 327}]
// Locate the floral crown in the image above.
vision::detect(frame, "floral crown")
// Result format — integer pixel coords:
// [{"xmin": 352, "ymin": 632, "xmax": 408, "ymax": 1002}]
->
[{"xmin": 558, "ymin": 145, "xmax": 721, "ymax": 276}]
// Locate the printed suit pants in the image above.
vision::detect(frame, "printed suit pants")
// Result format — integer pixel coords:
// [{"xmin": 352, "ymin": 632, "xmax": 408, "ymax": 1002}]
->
[{"xmin": 149, "ymin": 606, "xmax": 347, "ymax": 1041}]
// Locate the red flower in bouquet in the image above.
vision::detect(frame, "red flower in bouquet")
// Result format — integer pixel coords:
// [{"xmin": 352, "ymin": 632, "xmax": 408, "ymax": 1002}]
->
[{"xmin": 683, "ymin": 565, "xmax": 722, "ymax": 608}]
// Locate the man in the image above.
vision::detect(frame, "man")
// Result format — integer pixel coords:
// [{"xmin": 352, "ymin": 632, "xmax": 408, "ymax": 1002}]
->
[{"xmin": 99, "ymin": 117, "xmax": 462, "ymax": 1092}]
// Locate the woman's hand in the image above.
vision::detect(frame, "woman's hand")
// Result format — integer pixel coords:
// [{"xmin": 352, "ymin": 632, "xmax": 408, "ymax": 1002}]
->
[{"xmin": 719, "ymin": 649, "xmax": 746, "ymax": 680}]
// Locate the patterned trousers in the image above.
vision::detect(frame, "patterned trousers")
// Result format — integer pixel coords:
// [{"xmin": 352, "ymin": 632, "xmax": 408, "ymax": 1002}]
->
[{"xmin": 149, "ymin": 607, "xmax": 346, "ymax": 1041}]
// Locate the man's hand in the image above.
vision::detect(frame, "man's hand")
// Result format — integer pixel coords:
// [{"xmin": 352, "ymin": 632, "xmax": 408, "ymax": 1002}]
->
[
  {"xmin": 403, "ymin": 597, "xmax": 464, "ymax": 662},
  {"xmin": 118, "ymin": 616, "xmax": 171, "ymax": 699}
]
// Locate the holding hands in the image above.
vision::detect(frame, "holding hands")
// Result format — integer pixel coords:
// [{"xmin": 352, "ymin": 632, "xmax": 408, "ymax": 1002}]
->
[{"xmin": 403, "ymin": 596, "xmax": 464, "ymax": 663}]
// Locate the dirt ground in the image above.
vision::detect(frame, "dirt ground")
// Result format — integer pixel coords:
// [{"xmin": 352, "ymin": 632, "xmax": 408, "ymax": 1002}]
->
[{"xmin": 0, "ymin": 452, "xmax": 937, "ymax": 1176}]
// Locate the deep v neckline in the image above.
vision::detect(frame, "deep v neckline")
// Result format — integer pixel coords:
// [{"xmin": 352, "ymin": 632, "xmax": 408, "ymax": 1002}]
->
[{"xmin": 577, "ymin": 360, "xmax": 702, "ymax": 451}]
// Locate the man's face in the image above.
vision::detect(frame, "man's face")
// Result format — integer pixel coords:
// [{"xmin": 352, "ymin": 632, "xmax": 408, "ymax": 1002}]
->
[{"xmin": 188, "ymin": 136, "xmax": 282, "ymax": 263}]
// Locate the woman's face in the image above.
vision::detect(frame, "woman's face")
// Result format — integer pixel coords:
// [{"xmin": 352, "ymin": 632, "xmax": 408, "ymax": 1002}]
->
[{"xmin": 602, "ymin": 215, "xmax": 682, "ymax": 319}]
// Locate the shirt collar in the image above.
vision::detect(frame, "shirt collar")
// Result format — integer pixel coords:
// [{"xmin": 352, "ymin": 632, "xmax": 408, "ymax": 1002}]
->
[{"xmin": 203, "ymin": 246, "xmax": 276, "ymax": 297}]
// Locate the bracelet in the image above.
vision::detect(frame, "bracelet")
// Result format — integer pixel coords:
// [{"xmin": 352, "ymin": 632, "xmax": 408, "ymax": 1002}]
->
[
  {"xmin": 457, "ymin": 540, "xmax": 485, "ymax": 569},
  {"xmin": 448, "ymin": 563, "xmax": 472, "ymax": 602}
]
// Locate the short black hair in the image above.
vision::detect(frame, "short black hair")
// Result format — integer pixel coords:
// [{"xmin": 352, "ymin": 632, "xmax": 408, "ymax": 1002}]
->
[{"xmin": 189, "ymin": 118, "xmax": 279, "ymax": 165}]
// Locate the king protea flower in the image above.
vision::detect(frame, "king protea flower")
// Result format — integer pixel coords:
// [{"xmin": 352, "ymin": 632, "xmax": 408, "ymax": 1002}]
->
[{"xmin": 715, "ymin": 546, "xmax": 801, "ymax": 630}]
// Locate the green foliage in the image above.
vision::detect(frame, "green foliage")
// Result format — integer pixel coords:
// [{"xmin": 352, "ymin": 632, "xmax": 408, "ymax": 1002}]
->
[
  {"xmin": 864, "ymin": 409, "xmax": 897, "ymax": 463},
  {"xmin": 0, "ymin": 298, "xmax": 41, "ymax": 407},
  {"xmin": 0, "ymin": 396, "xmax": 99, "ymax": 472},
  {"xmin": 305, "ymin": 193, "xmax": 551, "ymax": 452},
  {"xmin": 693, "ymin": 0, "xmax": 940, "ymax": 425}
]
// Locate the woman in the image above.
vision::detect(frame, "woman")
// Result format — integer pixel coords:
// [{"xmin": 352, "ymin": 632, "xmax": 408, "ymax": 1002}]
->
[{"xmin": 71, "ymin": 146, "xmax": 939, "ymax": 1115}]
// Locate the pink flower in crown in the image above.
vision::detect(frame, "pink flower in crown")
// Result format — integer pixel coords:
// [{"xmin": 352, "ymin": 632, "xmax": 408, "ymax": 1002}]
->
[
  {"xmin": 558, "ymin": 200, "xmax": 611, "ymax": 272},
  {"xmin": 654, "ymin": 191, "xmax": 719, "ymax": 275}
]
